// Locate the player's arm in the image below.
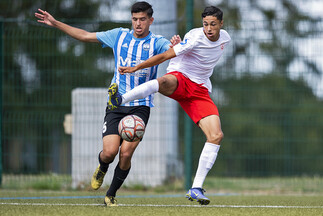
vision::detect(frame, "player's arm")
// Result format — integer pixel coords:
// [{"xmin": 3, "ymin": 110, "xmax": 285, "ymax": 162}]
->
[
  {"xmin": 35, "ymin": 9, "xmax": 98, "ymax": 43},
  {"xmin": 119, "ymin": 48, "xmax": 176, "ymax": 74}
]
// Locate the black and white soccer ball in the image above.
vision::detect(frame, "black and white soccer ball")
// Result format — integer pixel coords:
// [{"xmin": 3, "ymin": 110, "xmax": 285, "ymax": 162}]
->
[{"xmin": 118, "ymin": 115, "xmax": 146, "ymax": 142}]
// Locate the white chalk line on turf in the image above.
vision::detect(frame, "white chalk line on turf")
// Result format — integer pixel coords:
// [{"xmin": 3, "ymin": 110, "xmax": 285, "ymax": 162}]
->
[{"xmin": 1, "ymin": 203, "xmax": 322, "ymax": 209}]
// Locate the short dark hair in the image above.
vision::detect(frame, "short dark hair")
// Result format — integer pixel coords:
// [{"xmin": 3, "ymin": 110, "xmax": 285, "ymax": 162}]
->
[
  {"xmin": 201, "ymin": 6, "xmax": 223, "ymax": 21},
  {"xmin": 131, "ymin": 1, "xmax": 153, "ymax": 18}
]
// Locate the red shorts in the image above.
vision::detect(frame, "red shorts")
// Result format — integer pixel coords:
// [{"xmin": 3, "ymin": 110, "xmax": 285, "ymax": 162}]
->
[{"xmin": 167, "ymin": 71, "xmax": 219, "ymax": 124}]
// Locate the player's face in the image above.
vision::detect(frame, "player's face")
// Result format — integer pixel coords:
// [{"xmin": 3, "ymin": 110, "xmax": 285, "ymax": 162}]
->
[
  {"xmin": 131, "ymin": 12, "xmax": 154, "ymax": 38},
  {"xmin": 202, "ymin": 16, "xmax": 223, "ymax": 41}
]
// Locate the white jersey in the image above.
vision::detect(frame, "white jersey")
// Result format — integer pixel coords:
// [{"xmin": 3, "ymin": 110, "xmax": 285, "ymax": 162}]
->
[{"xmin": 167, "ymin": 28, "xmax": 231, "ymax": 92}]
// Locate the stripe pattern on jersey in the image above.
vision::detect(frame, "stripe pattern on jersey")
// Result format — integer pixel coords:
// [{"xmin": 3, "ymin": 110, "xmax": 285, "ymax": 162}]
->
[{"xmin": 112, "ymin": 30, "xmax": 157, "ymax": 107}]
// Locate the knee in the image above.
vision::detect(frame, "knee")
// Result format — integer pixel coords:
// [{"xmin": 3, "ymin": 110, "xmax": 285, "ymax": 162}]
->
[
  {"xmin": 101, "ymin": 149, "xmax": 117, "ymax": 162},
  {"xmin": 207, "ymin": 131, "xmax": 224, "ymax": 144},
  {"xmin": 158, "ymin": 76, "xmax": 168, "ymax": 88},
  {"xmin": 157, "ymin": 75, "xmax": 177, "ymax": 96},
  {"xmin": 119, "ymin": 151, "xmax": 133, "ymax": 163}
]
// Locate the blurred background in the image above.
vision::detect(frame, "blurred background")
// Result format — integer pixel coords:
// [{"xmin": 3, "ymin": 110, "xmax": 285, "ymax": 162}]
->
[{"xmin": 0, "ymin": 0, "xmax": 322, "ymax": 190}]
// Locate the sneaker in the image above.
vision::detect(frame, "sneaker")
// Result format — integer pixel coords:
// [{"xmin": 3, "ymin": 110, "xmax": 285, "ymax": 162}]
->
[
  {"xmin": 107, "ymin": 83, "xmax": 122, "ymax": 110},
  {"xmin": 186, "ymin": 188, "xmax": 210, "ymax": 205},
  {"xmin": 104, "ymin": 196, "xmax": 118, "ymax": 206},
  {"xmin": 91, "ymin": 165, "xmax": 106, "ymax": 190}
]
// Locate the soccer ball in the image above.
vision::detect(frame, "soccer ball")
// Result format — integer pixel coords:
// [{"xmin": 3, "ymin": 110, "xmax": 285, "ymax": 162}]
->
[{"xmin": 118, "ymin": 115, "xmax": 146, "ymax": 142}]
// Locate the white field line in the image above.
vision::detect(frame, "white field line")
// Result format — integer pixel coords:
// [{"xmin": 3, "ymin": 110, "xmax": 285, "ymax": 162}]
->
[{"xmin": 0, "ymin": 202, "xmax": 323, "ymax": 209}]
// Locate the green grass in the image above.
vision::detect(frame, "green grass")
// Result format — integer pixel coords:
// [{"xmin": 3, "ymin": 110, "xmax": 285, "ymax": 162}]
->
[
  {"xmin": 203, "ymin": 176, "xmax": 323, "ymax": 194},
  {"xmin": 0, "ymin": 190, "xmax": 323, "ymax": 216},
  {"xmin": 1, "ymin": 174, "xmax": 72, "ymax": 190},
  {"xmin": 2, "ymin": 174, "xmax": 323, "ymax": 194},
  {"xmin": 1, "ymin": 176, "xmax": 323, "ymax": 215}
]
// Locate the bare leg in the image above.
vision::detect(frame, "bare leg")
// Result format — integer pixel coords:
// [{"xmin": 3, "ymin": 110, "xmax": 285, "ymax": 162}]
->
[
  {"xmin": 191, "ymin": 115, "xmax": 224, "ymax": 188},
  {"xmin": 121, "ymin": 74, "xmax": 179, "ymax": 104},
  {"xmin": 156, "ymin": 74, "xmax": 178, "ymax": 96}
]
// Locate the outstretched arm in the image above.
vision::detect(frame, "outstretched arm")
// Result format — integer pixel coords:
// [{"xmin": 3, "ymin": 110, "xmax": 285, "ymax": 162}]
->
[
  {"xmin": 35, "ymin": 9, "xmax": 98, "ymax": 43},
  {"xmin": 118, "ymin": 47, "xmax": 177, "ymax": 74}
]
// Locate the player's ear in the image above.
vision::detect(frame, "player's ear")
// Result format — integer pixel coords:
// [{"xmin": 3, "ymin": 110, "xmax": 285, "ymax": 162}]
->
[{"xmin": 149, "ymin": 17, "xmax": 154, "ymax": 25}]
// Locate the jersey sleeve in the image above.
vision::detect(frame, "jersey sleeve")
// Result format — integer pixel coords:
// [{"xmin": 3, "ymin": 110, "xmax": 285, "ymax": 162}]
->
[
  {"xmin": 154, "ymin": 37, "xmax": 171, "ymax": 54},
  {"xmin": 96, "ymin": 28, "xmax": 122, "ymax": 48},
  {"xmin": 172, "ymin": 31, "xmax": 195, "ymax": 56}
]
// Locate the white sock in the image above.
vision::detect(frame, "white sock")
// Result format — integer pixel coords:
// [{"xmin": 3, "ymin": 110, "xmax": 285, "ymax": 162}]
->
[
  {"xmin": 191, "ymin": 142, "xmax": 220, "ymax": 189},
  {"xmin": 121, "ymin": 79, "xmax": 159, "ymax": 104}
]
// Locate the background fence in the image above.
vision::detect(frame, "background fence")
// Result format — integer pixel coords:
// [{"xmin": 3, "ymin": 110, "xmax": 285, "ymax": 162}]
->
[{"xmin": 1, "ymin": 0, "xmax": 323, "ymax": 188}]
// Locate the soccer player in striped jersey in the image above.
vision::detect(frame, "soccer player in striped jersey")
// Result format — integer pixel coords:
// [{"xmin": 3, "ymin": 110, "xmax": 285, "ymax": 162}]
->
[
  {"xmin": 35, "ymin": 1, "xmax": 171, "ymax": 206},
  {"xmin": 116, "ymin": 6, "xmax": 231, "ymax": 205}
]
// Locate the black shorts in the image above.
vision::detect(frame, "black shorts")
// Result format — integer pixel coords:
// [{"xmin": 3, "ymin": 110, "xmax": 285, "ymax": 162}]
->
[{"xmin": 102, "ymin": 105, "xmax": 150, "ymax": 138}]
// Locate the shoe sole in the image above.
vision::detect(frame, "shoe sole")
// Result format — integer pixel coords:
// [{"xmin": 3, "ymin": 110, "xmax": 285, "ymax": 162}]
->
[
  {"xmin": 186, "ymin": 194, "xmax": 210, "ymax": 205},
  {"xmin": 108, "ymin": 83, "xmax": 118, "ymax": 97},
  {"xmin": 107, "ymin": 84, "xmax": 118, "ymax": 110},
  {"xmin": 104, "ymin": 202, "xmax": 118, "ymax": 207}
]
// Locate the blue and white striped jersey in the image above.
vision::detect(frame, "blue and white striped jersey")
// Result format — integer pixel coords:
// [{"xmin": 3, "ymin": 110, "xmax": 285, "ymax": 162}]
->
[{"xmin": 97, "ymin": 28, "xmax": 170, "ymax": 107}]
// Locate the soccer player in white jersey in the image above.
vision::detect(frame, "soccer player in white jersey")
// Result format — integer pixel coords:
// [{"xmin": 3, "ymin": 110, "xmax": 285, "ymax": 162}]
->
[
  {"xmin": 35, "ymin": 2, "xmax": 172, "ymax": 206},
  {"xmin": 115, "ymin": 6, "xmax": 231, "ymax": 205}
]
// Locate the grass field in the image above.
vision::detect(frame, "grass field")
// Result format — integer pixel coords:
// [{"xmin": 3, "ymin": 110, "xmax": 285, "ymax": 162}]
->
[{"xmin": 1, "ymin": 177, "xmax": 323, "ymax": 215}]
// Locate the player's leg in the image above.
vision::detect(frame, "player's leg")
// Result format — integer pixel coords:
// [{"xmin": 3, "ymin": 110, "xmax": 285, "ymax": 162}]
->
[
  {"xmin": 91, "ymin": 134, "xmax": 120, "ymax": 190},
  {"xmin": 187, "ymin": 115, "xmax": 223, "ymax": 205},
  {"xmin": 170, "ymin": 78, "xmax": 222, "ymax": 205},
  {"xmin": 121, "ymin": 79, "xmax": 159, "ymax": 104},
  {"xmin": 121, "ymin": 73, "xmax": 178, "ymax": 102},
  {"xmin": 104, "ymin": 106, "xmax": 150, "ymax": 206},
  {"xmin": 91, "ymin": 110, "xmax": 122, "ymax": 190},
  {"xmin": 107, "ymin": 80, "xmax": 158, "ymax": 110},
  {"xmin": 105, "ymin": 139, "xmax": 140, "ymax": 206},
  {"xmin": 108, "ymin": 74, "xmax": 178, "ymax": 110},
  {"xmin": 157, "ymin": 73, "xmax": 178, "ymax": 96},
  {"xmin": 199, "ymin": 115, "xmax": 224, "ymax": 145},
  {"xmin": 194, "ymin": 115, "xmax": 223, "ymax": 187}
]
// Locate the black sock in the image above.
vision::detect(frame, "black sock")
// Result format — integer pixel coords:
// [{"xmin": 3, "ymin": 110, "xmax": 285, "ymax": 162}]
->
[
  {"xmin": 106, "ymin": 163, "xmax": 130, "ymax": 197},
  {"xmin": 98, "ymin": 151, "xmax": 111, "ymax": 173}
]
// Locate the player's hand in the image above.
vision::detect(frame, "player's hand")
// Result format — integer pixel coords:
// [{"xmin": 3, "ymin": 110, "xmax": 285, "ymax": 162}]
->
[
  {"xmin": 118, "ymin": 66, "xmax": 138, "ymax": 75},
  {"xmin": 35, "ymin": 9, "xmax": 56, "ymax": 27},
  {"xmin": 170, "ymin": 35, "xmax": 181, "ymax": 48}
]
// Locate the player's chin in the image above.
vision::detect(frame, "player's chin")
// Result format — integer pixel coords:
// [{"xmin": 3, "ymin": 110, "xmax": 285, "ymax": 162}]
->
[
  {"xmin": 206, "ymin": 34, "xmax": 217, "ymax": 41},
  {"xmin": 135, "ymin": 32, "xmax": 143, "ymax": 37}
]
